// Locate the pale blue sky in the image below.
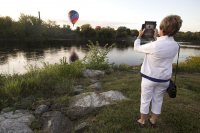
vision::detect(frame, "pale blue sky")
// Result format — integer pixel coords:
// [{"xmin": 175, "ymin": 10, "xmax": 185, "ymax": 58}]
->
[{"xmin": 0, "ymin": 0, "xmax": 200, "ymax": 31}]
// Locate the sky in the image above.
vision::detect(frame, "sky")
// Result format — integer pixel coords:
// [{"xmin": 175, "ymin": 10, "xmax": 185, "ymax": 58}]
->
[{"xmin": 0, "ymin": 0, "xmax": 200, "ymax": 31}]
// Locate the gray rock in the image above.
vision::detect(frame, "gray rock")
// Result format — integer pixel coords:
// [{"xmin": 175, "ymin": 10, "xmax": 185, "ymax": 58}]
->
[
  {"xmin": 75, "ymin": 122, "xmax": 90, "ymax": 133},
  {"xmin": 74, "ymin": 88, "xmax": 84, "ymax": 95},
  {"xmin": 74, "ymin": 85, "xmax": 83, "ymax": 90},
  {"xmin": 105, "ymin": 68, "xmax": 114, "ymax": 74},
  {"xmin": 88, "ymin": 82, "xmax": 102, "ymax": 91},
  {"xmin": 15, "ymin": 96, "xmax": 35, "ymax": 109},
  {"xmin": 42, "ymin": 111, "xmax": 73, "ymax": 133},
  {"xmin": 90, "ymin": 79, "xmax": 99, "ymax": 84},
  {"xmin": 73, "ymin": 85, "xmax": 84, "ymax": 95},
  {"xmin": 83, "ymin": 69, "xmax": 105, "ymax": 78},
  {"xmin": 64, "ymin": 106, "xmax": 94, "ymax": 120},
  {"xmin": 70, "ymin": 90, "xmax": 128, "ymax": 108},
  {"xmin": 49, "ymin": 103, "xmax": 64, "ymax": 111},
  {"xmin": 35, "ymin": 105, "xmax": 49, "ymax": 115},
  {"xmin": 1, "ymin": 107, "xmax": 13, "ymax": 113},
  {"xmin": 0, "ymin": 110, "xmax": 35, "ymax": 133}
]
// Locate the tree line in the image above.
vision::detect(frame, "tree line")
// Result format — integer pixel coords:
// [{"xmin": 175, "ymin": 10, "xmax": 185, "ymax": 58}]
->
[{"xmin": 0, "ymin": 14, "xmax": 199, "ymax": 43}]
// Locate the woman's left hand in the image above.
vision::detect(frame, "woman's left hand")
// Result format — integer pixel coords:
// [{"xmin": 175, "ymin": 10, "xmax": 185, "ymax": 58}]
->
[{"xmin": 137, "ymin": 29, "xmax": 145, "ymax": 39}]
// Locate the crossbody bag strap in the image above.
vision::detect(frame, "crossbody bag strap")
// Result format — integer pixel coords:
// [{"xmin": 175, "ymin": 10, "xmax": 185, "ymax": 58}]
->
[{"xmin": 174, "ymin": 43, "xmax": 180, "ymax": 84}]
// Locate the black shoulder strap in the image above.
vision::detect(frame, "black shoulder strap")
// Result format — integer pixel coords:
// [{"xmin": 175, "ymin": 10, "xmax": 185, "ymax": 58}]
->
[{"xmin": 174, "ymin": 43, "xmax": 180, "ymax": 84}]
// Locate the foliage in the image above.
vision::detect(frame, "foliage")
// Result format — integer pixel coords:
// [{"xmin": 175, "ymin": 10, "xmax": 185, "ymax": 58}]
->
[
  {"xmin": 116, "ymin": 26, "xmax": 131, "ymax": 39},
  {"xmin": 178, "ymin": 56, "xmax": 200, "ymax": 72},
  {"xmin": 112, "ymin": 64, "xmax": 133, "ymax": 71},
  {"xmin": 18, "ymin": 14, "xmax": 42, "ymax": 38},
  {"xmin": 0, "ymin": 60, "xmax": 84, "ymax": 110},
  {"xmin": 0, "ymin": 14, "xmax": 200, "ymax": 43},
  {"xmin": 0, "ymin": 14, "xmax": 75, "ymax": 40},
  {"xmin": 131, "ymin": 29, "xmax": 139, "ymax": 37},
  {"xmin": 80, "ymin": 24, "xmax": 96, "ymax": 39},
  {"xmin": 0, "ymin": 16, "xmax": 14, "ymax": 38},
  {"xmin": 175, "ymin": 31, "xmax": 200, "ymax": 42},
  {"xmin": 83, "ymin": 41, "xmax": 113, "ymax": 70},
  {"xmin": 96, "ymin": 27, "xmax": 116, "ymax": 41}
]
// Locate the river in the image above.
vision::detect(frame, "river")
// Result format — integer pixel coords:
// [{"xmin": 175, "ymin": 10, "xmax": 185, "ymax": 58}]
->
[{"xmin": 0, "ymin": 42, "xmax": 200, "ymax": 74}]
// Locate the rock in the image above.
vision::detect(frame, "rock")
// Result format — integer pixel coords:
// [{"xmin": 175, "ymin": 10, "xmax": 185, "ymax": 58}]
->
[
  {"xmin": 64, "ymin": 106, "xmax": 94, "ymax": 120},
  {"xmin": 0, "ymin": 110, "xmax": 35, "ymax": 133},
  {"xmin": 1, "ymin": 107, "xmax": 13, "ymax": 113},
  {"xmin": 70, "ymin": 90, "xmax": 128, "ymax": 108},
  {"xmin": 35, "ymin": 105, "xmax": 49, "ymax": 115},
  {"xmin": 73, "ymin": 85, "xmax": 84, "ymax": 95},
  {"xmin": 101, "ymin": 91, "xmax": 128, "ymax": 101},
  {"xmin": 49, "ymin": 103, "xmax": 64, "ymax": 111},
  {"xmin": 105, "ymin": 68, "xmax": 114, "ymax": 74},
  {"xmin": 90, "ymin": 79, "xmax": 99, "ymax": 83},
  {"xmin": 74, "ymin": 88, "xmax": 84, "ymax": 95},
  {"xmin": 75, "ymin": 122, "xmax": 90, "ymax": 133},
  {"xmin": 74, "ymin": 85, "xmax": 83, "ymax": 90},
  {"xmin": 83, "ymin": 69, "xmax": 105, "ymax": 78},
  {"xmin": 42, "ymin": 111, "xmax": 73, "ymax": 133},
  {"xmin": 15, "ymin": 96, "xmax": 35, "ymax": 109},
  {"xmin": 88, "ymin": 82, "xmax": 102, "ymax": 91}
]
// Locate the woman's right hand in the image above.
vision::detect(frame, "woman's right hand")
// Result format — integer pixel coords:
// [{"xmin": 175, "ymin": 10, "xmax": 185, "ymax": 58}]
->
[{"xmin": 154, "ymin": 28, "xmax": 159, "ymax": 40}]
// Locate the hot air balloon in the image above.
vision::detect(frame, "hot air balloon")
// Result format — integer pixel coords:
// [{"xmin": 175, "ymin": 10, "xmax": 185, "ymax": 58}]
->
[{"xmin": 68, "ymin": 10, "xmax": 79, "ymax": 26}]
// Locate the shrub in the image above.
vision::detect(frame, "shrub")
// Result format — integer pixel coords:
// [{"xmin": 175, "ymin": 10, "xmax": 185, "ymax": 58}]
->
[
  {"xmin": 178, "ymin": 56, "xmax": 200, "ymax": 72},
  {"xmin": 83, "ymin": 40, "xmax": 113, "ymax": 70}
]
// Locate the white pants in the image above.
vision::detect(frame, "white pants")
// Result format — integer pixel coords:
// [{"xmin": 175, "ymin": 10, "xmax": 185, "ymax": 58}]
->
[{"xmin": 140, "ymin": 77, "xmax": 169, "ymax": 114}]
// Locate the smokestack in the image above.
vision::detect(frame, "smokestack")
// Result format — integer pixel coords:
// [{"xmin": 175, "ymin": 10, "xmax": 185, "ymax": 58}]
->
[{"xmin": 38, "ymin": 11, "xmax": 40, "ymax": 20}]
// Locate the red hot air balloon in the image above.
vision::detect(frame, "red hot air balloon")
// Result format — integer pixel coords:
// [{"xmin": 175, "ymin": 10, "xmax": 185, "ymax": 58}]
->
[{"xmin": 68, "ymin": 10, "xmax": 79, "ymax": 26}]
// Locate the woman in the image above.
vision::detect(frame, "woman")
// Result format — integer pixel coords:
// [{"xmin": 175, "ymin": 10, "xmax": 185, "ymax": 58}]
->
[{"xmin": 134, "ymin": 15, "xmax": 182, "ymax": 127}]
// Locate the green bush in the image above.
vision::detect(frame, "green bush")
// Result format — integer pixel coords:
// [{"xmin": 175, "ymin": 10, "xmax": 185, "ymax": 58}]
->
[
  {"xmin": 178, "ymin": 56, "xmax": 200, "ymax": 72},
  {"xmin": 83, "ymin": 40, "xmax": 113, "ymax": 70}
]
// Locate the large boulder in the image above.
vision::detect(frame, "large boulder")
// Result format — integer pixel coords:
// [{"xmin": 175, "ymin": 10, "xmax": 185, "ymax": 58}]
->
[
  {"xmin": 34, "ymin": 104, "xmax": 49, "ymax": 115},
  {"xmin": 74, "ymin": 121, "xmax": 90, "ymax": 133},
  {"xmin": 70, "ymin": 90, "xmax": 128, "ymax": 108},
  {"xmin": 83, "ymin": 69, "xmax": 105, "ymax": 78},
  {"xmin": 64, "ymin": 106, "xmax": 95, "ymax": 120},
  {"xmin": 88, "ymin": 82, "xmax": 102, "ymax": 91},
  {"xmin": 0, "ymin": 110, "xmax": 35, "ymax": 133},
  {"xmin": 73, "ymin": 85, "xmax": 84, "ymax": 95},
  {"xmin": 42, "ymin": 111, "xmax": 73, "ymax": 133}
]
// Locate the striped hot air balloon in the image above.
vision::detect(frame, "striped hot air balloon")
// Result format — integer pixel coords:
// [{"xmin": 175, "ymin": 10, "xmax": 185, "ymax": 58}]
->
[{"xmin": 68, "ymin": 10, "xmax": 79, "ymax": 26}]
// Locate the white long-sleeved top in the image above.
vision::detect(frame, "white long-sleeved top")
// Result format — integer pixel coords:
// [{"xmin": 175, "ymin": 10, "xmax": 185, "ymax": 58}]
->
[{"xmin": 134, "ymin": 36, "xmax": 179, "ymax": 80}]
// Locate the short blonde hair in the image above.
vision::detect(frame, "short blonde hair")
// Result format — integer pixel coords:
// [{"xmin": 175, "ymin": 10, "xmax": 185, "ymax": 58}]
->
[{"xmin": 159, "ymin": 15, "xmax": 182, "ymax": 36}]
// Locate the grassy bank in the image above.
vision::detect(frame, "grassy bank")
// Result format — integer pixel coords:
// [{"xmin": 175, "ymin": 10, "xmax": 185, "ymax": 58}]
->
[
  {"xmin": 85, "ymin": 56, "xmax": 200, "ymax": 133},
  {"xmin": 85, "ymin": 70, "xmax": 200, "ymax": 132},
  {"xmin": 0, "ymin": 43, "xmax": 200, "ymax": 132}
]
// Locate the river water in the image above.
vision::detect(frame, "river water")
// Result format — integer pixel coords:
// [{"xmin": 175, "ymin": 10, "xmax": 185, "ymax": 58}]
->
[{"xmin": 0, "ymin": 42, "xmax": 199, "ymax": 74}]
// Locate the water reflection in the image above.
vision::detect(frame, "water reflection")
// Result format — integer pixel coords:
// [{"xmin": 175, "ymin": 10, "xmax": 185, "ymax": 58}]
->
[
  {"xmin": 69, "ymin": 48, "xmax": 79, "ymax": 62},
  {"xmin": 0, "ymin": 42, "xmax": 200, "ymax": 74}
]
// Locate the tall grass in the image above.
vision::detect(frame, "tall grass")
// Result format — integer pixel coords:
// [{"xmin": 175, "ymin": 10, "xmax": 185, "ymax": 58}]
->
[
  {"xmin": 178, "ymin": 56, "xmax": 200, "ymax": 72},
  {"xmin": 0, "ymin": 60, "xmax": 84, "ymax": 110}
]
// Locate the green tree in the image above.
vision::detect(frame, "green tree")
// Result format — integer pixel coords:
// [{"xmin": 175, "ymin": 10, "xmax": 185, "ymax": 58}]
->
[
  {"xmin": 18, "ymin": 13, "xmax": 43, "ymax": 38},
  {"xmin": 80, "ymin": 24, "xmax": 96, "ymax": 39},
  {"xmin": 0, "ymin": 16, "xmax": 14, "ymax": 38},
  {"xmin": 116, "ymin": 26, "xmax": 131, "ymax": 38},
  {"xmin": 131, "ymin": 29, "xmax": 139, "ymax": 37},
  {"xmin": 96, "ymin": 27, "xmax": 116, "ymax": 41}
]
